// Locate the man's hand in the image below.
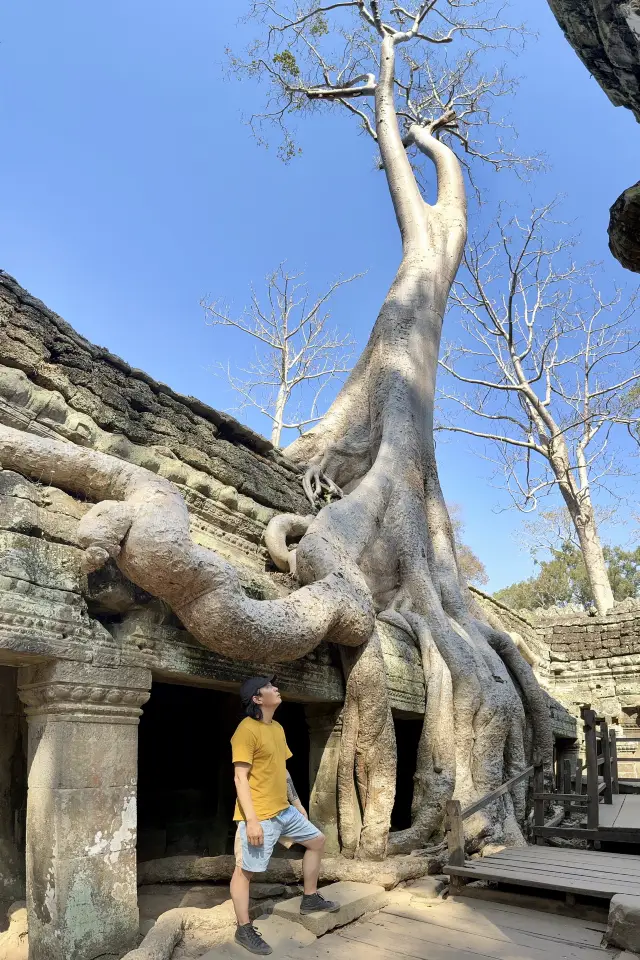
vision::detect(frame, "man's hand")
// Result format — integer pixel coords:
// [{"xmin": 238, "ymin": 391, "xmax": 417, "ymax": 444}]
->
[
  {"xmin": 246, "ymin": 818, "xmax": 264, "ymax": 846},
  {"xmin": 294, "ymin": 802, "xmax": 308, "ymax": 819}
]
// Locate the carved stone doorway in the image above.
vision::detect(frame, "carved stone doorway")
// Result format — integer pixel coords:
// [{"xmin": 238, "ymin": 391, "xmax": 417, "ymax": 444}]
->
[{"xmin": 137, "ymin": 682, "xmax": 310, "ymax": 862}]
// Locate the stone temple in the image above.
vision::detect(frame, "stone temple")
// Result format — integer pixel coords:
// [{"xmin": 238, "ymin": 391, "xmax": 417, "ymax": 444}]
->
[{"xmin": 2, "ymin": 270, "xmax": 640, "ymax": 959}]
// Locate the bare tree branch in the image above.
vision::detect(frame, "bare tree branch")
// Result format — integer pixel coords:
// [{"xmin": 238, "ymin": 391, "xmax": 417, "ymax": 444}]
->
[
  {"xmin": 202, "ymin": 264, "xmax": 360, "ymax": 447},
  {"xmin": 438, "ymin": 202, "xmax": 640, "ymax": 612},
  {"xmin": 229, "ymin": 0, "xmax": 535, "ymax": 171}
]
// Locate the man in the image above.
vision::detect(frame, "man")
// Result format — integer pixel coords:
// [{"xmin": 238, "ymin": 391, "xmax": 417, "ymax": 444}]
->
[{"xmin": 230, "ymin": 675, "xmax": 339, "ymax": 956}]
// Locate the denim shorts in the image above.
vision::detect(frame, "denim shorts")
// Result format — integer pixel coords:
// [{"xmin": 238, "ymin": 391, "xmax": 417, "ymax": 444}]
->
[{"xmin": 234, "ymin": 804, "xmax": 321, "ymax": 873}]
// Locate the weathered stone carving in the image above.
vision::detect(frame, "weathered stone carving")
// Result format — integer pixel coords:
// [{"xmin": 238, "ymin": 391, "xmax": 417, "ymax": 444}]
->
[
  {"xmin": 609, "ymin": 181, "xmax": 640, "ymax": 273},
  {"xmin": 17, "ymin": 661, "xmax": 151, "ymax": 960},
  {"xmin": 545, "ymin": 0, "xmax": 640, "ymax": 271}
]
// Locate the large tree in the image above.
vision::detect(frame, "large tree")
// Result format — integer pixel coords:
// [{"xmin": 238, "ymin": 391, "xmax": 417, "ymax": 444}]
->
[
  {"xmin": 0, "ymin": 0, "xmax": 550, "ymax": 859},
  {"xmin": 495, "ymin": 509, "xmax": 640, "ymax": 610},
  {"xmin": 438, "ymin": 204, "xmax": 640, "ymax": 614}
]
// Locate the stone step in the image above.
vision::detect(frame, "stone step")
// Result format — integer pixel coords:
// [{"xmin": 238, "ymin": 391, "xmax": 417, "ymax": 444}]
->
[
  {"xmin": 272, "ymin": 881, "xmax": 388, "ymax": 936},
  {"xmin": 405, "ymin": 876, "xmax": 446, "ymax": 900},
  {"xmin": 198, "ymin": 915, "xmax": 316, "ymax": 958}
]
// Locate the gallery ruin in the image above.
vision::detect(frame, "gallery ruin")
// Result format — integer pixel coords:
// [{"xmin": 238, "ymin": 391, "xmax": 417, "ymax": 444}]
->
[{"xmin": 3, "ymin": 271, "xmax": 640, "ymax": 959}]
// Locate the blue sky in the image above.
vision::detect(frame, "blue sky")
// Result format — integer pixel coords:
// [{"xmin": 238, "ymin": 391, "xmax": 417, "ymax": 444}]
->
[{"xmin": 1, "ymin": 1, "xmax": 638, "ymax": 591}]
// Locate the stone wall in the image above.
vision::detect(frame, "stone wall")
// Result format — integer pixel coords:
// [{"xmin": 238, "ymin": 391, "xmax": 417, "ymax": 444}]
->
[
  {"xmin": 474, "ymin": 587, "xmax": 640, "ymax": 751},
  {"xmin": 538, "ymin": 606, "xmax": 640, "ymax": 776},
  {"xmin": 0, "ymin": 272, "xmax": 351, "ymax": 959},
  {"xmin": 472, "ymin": 590, "xmax": 640, "ymax": 775},
  {"xmin": 531, "ymin": 605, "xmax": 640, "ymax": 724}
]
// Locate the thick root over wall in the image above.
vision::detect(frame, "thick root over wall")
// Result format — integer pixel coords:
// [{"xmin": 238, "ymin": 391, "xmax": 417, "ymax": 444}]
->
[{"xmin": 0, "ymin": 422, "xmax": 396, "ymax": 859}]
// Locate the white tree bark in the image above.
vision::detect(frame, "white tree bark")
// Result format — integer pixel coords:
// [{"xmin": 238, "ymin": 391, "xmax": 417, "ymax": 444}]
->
[
  {"xmin": 565, "ymin": 493, "xmax": 615, "ymax": 613},
  {"xmin": 286, "ymin": 34, "xmax": 551, "ymax": 853},
  {"xmin": 202, "ymin": 266, "xmax": 357, "ymax": 448},
  {"xmin": 271, "ymin": 380, "xmax": 288, "ymax": 447}
]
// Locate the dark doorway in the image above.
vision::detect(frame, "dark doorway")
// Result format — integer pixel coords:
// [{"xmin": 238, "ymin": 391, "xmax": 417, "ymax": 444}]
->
[
  {"xmin": 137, "ymin": 682, "xmax": 310, "ymax": 862},
  {"xmin": 391, "ymin": 715, "xmax": 422, "ymax": 830},
  {"xmin": 0, "ymin": 666, "xmax": 26, "ymax": 923},
  {"xmin": 275, "ymin": 700, "xmax": 310, "ymax": 813}
]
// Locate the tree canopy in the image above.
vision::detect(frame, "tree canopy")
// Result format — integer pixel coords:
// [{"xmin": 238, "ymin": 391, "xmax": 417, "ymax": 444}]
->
[{"xmin": 495, "ymin": 542, "xmax": 640, "ymax": 611}]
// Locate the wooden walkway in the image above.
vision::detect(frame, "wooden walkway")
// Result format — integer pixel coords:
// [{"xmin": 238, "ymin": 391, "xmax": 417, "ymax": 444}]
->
[
  {"xmin": 598, "ymin": 793, "xmax": 640, "ymax": 830},
  {"xmin": 268, "ymin": 890, "xmax": 618, "ymax": 960},
  {"xmin": 445, "ymin": 845, "xmax": 640, "ymax": 900}
]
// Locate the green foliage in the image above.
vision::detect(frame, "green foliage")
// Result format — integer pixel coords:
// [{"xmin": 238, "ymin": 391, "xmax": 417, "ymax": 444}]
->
[
  {"xmin": 272, "ymin": 50, "xmax": 300, "ymax": 77},
  {"xmin": 277, "ymin": 132, "xmax": 302, "ymax": 162},
  {"xmin": 448, "ymin": 503, "xmax": 489, "ymax": 586},
  {"xmin": 495, "ymin": 542, "xmax": 640, "ymax": 610},
  {"xmin": 309, "ymin": 14, "xmax": 329, "ymax": 37}
]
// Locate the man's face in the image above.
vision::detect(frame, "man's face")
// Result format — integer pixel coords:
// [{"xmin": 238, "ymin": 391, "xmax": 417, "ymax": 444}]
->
[{"xmin": 254, "ymin": 681, "xmax": 281, "ymax": 709}]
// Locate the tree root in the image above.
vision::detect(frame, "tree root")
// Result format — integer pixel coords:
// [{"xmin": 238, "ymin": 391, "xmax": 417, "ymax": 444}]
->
[
  {"xmin": 0, "ymin": 425, "xmax": 374, "ymax": 663},
  {"xmin": 0, "ymin": 423, "xmax": 396, "ymax": 857},
  {"xmin": 263, "ymin": 512, "xmax": 314, "ymax": 574},
  {"xmin": 338, "ymin": 628, "xmax": 397, "ymax": 860}
]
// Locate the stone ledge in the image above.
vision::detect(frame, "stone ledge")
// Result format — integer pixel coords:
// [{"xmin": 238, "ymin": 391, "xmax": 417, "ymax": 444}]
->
[
  {"xmin": 199, "ymin": 915, "xmax": 316, "ymax": 959},
  {"xmin": 606, "ymin": 893, "xmax": 640, "ymax": 953},
  {"xmin": 273, "ymin": 881, "xmax": 387, "ymax": 936},
  {"xmin": 405, "ymin": 876, "xmax": 445, "ymax": 900}
]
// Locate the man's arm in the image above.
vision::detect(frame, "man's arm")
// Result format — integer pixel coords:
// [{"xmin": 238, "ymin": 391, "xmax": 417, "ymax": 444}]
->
[
  {"xmin": 234, "ymin": 762, "xmax": 264, "ymax": 845},
  {"xmin": 286, "ymin": 770, "xmax": 307, "ymax": 818}
]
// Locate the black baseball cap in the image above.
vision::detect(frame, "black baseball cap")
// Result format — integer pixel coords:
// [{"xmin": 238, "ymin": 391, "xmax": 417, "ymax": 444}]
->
[{"xmin": 239, "ymin": 675, "xmax": 277, "ymax": 707}]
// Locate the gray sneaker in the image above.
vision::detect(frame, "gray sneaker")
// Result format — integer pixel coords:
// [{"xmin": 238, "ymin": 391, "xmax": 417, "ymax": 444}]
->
[
  {"xmin": 300, "ymin": 891, "xmax": 341, "ymax": 915},
  {"xmin": 234, "ymin": 923, "xmax": 272, "ymax": 956}
]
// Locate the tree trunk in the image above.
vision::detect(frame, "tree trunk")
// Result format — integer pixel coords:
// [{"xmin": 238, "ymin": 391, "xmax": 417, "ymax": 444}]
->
[
  {"xmin": 271, "ymin": 383, "xmax": 287, "ymax": 448},
  {"xmin": 555, "ymin": 464, "xmax": 614, "ymax": 614},
  {"xmin": 573, "ymin": 502, "xmax": 614, "ymax": 613},
  {"xmin": 287, "ymin": 36, "xmax": 552, "ymax": 854}
]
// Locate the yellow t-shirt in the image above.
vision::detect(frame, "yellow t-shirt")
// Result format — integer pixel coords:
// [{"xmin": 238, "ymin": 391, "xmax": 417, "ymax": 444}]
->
[{"xmin": 231, "ymin": 717, "xmax": 293, "ymax": 821}]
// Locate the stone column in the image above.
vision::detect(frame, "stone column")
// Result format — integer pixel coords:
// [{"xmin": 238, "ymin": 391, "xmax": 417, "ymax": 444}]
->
[
  {"xmin": 18, "ymin": 661, "xmax": 151, "ymax": 960},
  {"xmin": 305, "ymin": 705, "xmax": 343, "ymax": 856},
  {"xmin": 0, "ymin": 667, "xmax": 25, "ymax": 903}
]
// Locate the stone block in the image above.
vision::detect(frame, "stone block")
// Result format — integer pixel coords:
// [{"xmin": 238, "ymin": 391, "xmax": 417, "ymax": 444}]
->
[
  {"xmin": 273, "ymin": 881, "xmax": 387, "ymax": 936},
  {"xmin": 606, "ymin": 894, "xmax": 640, "ymax": 953},
  {"xmin": 195, "ymin": 914, "xmax": 316, "ymax": 958},
  {"xmin": 28, "ymin": 784, "xmax": 137, "ymax": 860},
  {"xmin": 251, "ymin": 883, "xmax": 289, "ymax": 900},
  {"xmin": 27, "ymin": 850, "xmax": 139, "ymax": 960},
  {"xmin": 406, "ymin": 877, "xmax": 445, "ymax": 900},
  {"xmin": 19, "ymin": 661, "xmax": 149, "ymax": 960},
  {"xmin": 25, "ymin": 719, "xmax": 138, "ymax": 790}
]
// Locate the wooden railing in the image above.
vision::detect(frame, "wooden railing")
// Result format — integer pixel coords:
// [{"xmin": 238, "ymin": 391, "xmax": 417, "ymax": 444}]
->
[
  {"xmin": 446, "ymin": 763, "xmax": 538, "ymax": 870},
  {"xmin": 531, "ymin": 706, "xmax": 624, "ymax": 841},
  {"xmin": 446, "ymin": 704, "xmax": 636, "ymax": 859}
]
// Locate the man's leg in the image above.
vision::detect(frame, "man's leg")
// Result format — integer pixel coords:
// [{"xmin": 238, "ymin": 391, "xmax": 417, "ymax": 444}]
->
[
  {"xmin": 298, "ymin": 832, "xmax": 339, "ymax": 915},
  {"xmin": 232, "ymin": 822, "xmax": 274, "ymax": 954},
  {"xmin": 231, "ymin": 865, "xmax": 253, "ymax": 926},
  {"xmin": 300, "ymin": 834, "xmax": 325, "ymax": 895},
  {"xmin": 277, "ymin": 809, "xmax": 339, "ymax": 916}
]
